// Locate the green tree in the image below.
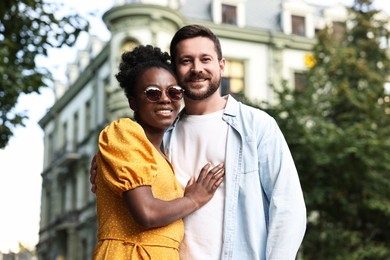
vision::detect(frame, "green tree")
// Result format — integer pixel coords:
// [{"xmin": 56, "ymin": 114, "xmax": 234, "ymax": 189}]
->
[
  {"xmin": 247, "ymin": 0, "xmax": 390, "ymax": 258},
  {"xmin": 0, "ymin": 0, "xmax": 88, "ymax": 149}
]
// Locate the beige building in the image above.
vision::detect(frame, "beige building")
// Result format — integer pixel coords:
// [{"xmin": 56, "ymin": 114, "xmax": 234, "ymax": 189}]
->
[{"xmin": 36, "ymin": 0, "xmax": 389, "ymax": 259}]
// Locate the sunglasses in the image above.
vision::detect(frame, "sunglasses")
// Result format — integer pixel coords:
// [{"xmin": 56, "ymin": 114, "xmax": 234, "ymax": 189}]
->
[{"xmin": 144, "ymin": 85, "xmax": 185, "ymax": 102}]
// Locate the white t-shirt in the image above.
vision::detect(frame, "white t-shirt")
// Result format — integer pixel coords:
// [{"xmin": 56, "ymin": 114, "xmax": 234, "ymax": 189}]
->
[{"xmin": 171, "ymin": 110, "xmax": 228, "ymax": 260}]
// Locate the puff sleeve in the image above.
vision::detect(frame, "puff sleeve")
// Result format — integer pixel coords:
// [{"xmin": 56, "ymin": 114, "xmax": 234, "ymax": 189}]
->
[{"xmin": 96, "ymin": 118, "xmax": 158, "ymax": 197}]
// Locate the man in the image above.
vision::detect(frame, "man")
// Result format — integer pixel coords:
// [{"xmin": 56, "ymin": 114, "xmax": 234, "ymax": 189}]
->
[{"xmin": 92, "ymin": 24, "xmax": 306, "ymax": 259}]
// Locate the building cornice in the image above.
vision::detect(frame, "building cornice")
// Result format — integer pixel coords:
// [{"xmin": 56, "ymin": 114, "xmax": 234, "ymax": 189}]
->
[
  {"xmin": 186, "ymin": 19, "xmax": 316, "ymax": 51},
  {"xmin": 103, "ymin": 4, "xmax": 185, "ymax": 33}
]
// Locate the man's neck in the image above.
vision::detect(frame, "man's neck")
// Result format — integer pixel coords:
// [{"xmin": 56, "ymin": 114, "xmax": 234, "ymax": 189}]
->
[{"xmin": 183, "ymin": 94, "xmax": 227, "ymax": 115}]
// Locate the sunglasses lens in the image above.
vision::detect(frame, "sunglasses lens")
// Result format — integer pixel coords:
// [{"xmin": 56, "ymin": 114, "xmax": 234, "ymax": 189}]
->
[
  {"xmin": 145, "ymin": 88, "xmax": 162, "ymax": 102},
  {"xmin": 168, "ymin": 86, "xmax": 184, "ymax": 100},
  {"xmin": 144, "ymin": 86, "xmax": 183, "ymax": 102}
]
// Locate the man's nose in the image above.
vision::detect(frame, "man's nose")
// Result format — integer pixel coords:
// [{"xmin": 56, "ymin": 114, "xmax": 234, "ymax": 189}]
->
[{"xmin": 191, "ymin": 60, "xmax": 203, "ymax": 73}]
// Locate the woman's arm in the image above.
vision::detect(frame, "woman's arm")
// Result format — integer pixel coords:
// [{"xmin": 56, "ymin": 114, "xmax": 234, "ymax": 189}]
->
[{"xmin": 124, "ymin": 163, "xmax": 224, "ymax": 229}]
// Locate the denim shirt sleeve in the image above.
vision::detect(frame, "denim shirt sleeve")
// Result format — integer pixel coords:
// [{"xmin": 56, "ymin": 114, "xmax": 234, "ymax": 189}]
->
[
  {"xmin": 222, "ymin": 96, "xmax": 306, "ymax": 260},
  {"xmin": 258, "ymin": 116, "xmax": 307, "ymax": 259}
]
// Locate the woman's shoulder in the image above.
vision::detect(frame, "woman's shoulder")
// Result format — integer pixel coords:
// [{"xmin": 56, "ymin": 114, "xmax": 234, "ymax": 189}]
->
[
  {"xmin": 108, "ymin": 117, "xmax": 138, "ymax": 128},
  {"xmin": 99, "ymin": 118, "xmax": 147, "ymax": 142},
  {"xmin": 103, "ymin": 118, "xmax": 141, "ymax": 133}
]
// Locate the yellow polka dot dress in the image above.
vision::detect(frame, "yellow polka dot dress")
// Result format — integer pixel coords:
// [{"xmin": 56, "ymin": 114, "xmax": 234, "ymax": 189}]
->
[{"xmin": 93, "ymin": 118, "xmax": 184, "ymax": 260}]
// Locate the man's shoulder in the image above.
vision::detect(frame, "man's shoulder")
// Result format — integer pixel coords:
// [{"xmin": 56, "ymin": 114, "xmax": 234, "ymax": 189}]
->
[
  {"xmin": 235, "ymin": 99, "xmax": 274, "ymax": 122},
  {"xmin": 224, "ymin": 97, "xmax": 277, "ymax": 137}
]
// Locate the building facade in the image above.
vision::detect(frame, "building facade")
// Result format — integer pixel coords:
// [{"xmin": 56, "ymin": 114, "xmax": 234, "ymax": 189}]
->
[{"xmin": 36, "ymin": 0, "xmax": 389, "ymax": 259}]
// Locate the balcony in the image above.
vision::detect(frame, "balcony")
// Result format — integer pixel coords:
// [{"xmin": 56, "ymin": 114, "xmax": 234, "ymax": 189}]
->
[{"xmin": 53, "ymin": 143, "xmax": 82, "ymax": 168}]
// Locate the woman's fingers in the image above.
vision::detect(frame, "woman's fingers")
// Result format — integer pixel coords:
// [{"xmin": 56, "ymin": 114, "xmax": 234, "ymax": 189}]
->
[
  {"xmin": 212, "ymin": 170, "xmax": 225, "ymax": 189},
  {"xmin": 196, "ymin": 163, "xmax": 224, "ymax": 190},
  {"xmin": 186, "ymin": 176, "xmax": 195, "ymax": 187},
  {"xmin": 196, "ymin": 163, "xmax": 211, "ymax": 183},
  {"xmin": 208, "ymin": 169, "xmax": 225, "ymax": 190}
]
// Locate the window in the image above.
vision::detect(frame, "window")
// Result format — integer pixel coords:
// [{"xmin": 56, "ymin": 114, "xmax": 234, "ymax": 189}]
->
[
  {"xmin": 292, "ymin": 15, "xmax": 306, "ymax": 36},
  {"xmin": 60, "ymin": 183, "xmax": 66, "ymax": 214},
  {"xmin": 47, "ymin": 132, "xmax": 54, "ymax": 163},
  {"xmin": 45, "ymin": 189, "xmax": 52, "ymax": 223},
  {"xmin": 82, "ymin": 239, "xmax": 88, "ymax": 260},
  {"xmin": 85, "ymin": 100, "xmax": 91, "ymax": 136},
  {"xmin": 121, "ymin": 40, "xmax": 138, "ymax": 53},
  {"xmin": 71, "ymin": 176, "xmax": 77, "ymax": 210},
  {"xmin": 73, "ymin": 112, "xmax": 78, "ymax": 152},
  {"xmin": 315, "ymin": 28, "xmax": 321, "ymax": 37},
  {"xmin": 213, "ymin": 0, "xmax": 245, "ymax": 27},
  {"xmin": 62, "ymin": 122, "xmax": 68, "ymax": 152},
  {"xmin": 294, "ymin": 72, "xmax": 307, "ymax": 91},
  {"xmin": 222, "ymin": 4, "xmax": 237, "ymax": 25},
  {"xmin": 118, "ymin": 39, "xmax": 139, "ymax": 65},
  {"xmin": 221, "ymin": 59, "xmax": 244, "ymax": 98}
]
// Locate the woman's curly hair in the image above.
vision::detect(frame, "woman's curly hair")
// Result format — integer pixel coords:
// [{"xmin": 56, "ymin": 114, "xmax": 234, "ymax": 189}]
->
[{"xmin": 115, "ymin": 45, "xmax": 176, "ymax": 98}]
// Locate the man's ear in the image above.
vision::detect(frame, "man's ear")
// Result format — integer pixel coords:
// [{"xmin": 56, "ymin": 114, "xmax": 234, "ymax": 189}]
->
[
  {"xmin": 219, "ymin": 58, "xmax": 226, "ymax": 77},
  {"xmin": 128, "ymin": 97, "xmax": 137, "ymax": 111}
]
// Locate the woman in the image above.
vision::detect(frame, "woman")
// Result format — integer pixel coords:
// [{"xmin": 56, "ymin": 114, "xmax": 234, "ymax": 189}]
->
[{"xmin": 92, "ymin": 45, "xmax": 224, "ymax": 259}]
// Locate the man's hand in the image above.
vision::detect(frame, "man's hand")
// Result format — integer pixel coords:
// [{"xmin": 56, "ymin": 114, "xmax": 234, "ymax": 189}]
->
[{"xmin": 89, "ymin": 155, "xmax": 97, "ymax": 193}]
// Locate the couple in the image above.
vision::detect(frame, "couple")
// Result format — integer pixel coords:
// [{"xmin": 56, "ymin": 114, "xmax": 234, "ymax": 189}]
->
[{"xmin": 92, "ymin": 24, "xmax": 306, "ymax": 259}]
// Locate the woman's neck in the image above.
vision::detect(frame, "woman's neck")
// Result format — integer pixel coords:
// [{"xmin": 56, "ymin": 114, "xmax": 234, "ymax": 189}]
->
[{"xmin": 144, "ymin": 130, "xmax": 165, "ymax": 154}]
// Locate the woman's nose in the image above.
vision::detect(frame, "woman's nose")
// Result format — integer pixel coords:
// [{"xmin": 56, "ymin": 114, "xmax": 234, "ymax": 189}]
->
[{"xmin": 158, "ymin": 89, "xmax": 171, "ymax": 103}]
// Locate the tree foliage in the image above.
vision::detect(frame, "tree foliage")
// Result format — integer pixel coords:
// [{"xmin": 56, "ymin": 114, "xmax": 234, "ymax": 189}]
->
[
  {"xmin": 246, "ymin": 0, "xmax": 390, "ymax": 258},
  {"xmin": 0, "ymin": 0, "xmax": 88, "ymax": 149}
]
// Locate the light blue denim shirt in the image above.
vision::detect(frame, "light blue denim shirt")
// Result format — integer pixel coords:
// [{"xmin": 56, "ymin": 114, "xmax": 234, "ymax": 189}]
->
[{"xmin": 164, "ymin": 95, "xmax": 306, "ymax": 260}]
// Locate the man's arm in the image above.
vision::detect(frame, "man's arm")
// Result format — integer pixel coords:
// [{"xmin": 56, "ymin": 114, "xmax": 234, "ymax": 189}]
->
[
  {"xmin": 90, "ymin": 155, "xmax": 97, "ymax": 193},
  {"xmin": 260, "ymin": 118, "xmax": 307, "ymax": 259}
]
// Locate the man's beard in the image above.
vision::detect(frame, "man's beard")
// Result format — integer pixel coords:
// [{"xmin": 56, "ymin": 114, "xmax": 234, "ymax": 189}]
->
[{"xmin": 182, "ymin": 73, "xmax": 221, "ymax": 100}]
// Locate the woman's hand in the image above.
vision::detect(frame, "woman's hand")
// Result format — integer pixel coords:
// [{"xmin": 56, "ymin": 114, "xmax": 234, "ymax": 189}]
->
[
  {"xmin": 184, "ymin": 163, "xmax": 225, "ymax": 209},
  {"xmin": 123, "ymin": 162, "xmax": 224, "ymax": 229}
]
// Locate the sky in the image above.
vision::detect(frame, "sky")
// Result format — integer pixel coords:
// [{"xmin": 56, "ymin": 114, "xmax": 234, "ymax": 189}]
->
[{"xmin": 0, "ymin": 0, "xmax": 389, "ymax": 254}]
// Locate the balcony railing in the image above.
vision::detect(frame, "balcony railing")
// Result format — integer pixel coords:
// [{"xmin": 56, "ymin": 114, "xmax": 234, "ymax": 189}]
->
[{"xmin": 52, "ymin": 142, "xmax": 82, "ymax": 167}]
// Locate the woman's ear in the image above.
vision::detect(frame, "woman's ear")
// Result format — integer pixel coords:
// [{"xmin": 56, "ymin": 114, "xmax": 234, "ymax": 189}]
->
[{"xmin": 128, "ymin": 97, "xmax": 137, "ymax": 111}]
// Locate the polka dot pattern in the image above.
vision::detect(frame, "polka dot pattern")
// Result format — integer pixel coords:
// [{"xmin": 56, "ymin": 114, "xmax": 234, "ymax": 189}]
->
[{"xmin": 93, "ymin": 118, "xmax": 184, "ymax": 259}]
